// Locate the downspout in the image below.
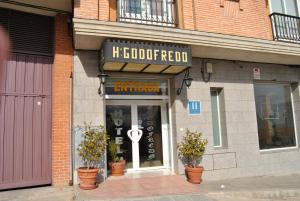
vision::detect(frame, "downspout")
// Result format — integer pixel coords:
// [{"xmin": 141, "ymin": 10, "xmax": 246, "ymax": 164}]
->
[
  {"xmin": 69, "ymin": 0, "xmax": 74, "ymax": 186},
  {"xmin": 69, "ymin": 72, "xmax": 73, "ymax": 185}
]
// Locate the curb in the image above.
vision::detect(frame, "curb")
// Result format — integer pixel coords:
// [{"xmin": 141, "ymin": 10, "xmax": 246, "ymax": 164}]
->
[{"xmin": 206, "ymin": 189, "xmax": 300, "ymax": 200}]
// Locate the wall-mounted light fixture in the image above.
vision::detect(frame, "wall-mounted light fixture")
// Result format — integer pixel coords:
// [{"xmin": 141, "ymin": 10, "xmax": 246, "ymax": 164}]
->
[
  {"xmin": 98, "ymin": 72, "xmax": 108, "ymax": 96},
  {"xmin": 177, "ymin": 68, "xmax": 193, "ymax": 95},
  {"xmin": 201, "ymin": 61, "xmax": 213, "ymax": 82}
]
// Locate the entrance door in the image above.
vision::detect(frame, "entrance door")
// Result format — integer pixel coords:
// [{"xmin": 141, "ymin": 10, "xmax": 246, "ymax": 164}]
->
[{"xmin": 106, "ymin": 100, "xmax": 169, "ymax": 171}]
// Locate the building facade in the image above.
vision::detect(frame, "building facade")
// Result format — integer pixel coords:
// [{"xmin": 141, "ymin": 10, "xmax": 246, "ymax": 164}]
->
[
  {"xmin": 0, "ymin": 0, "xmax": 300, "ymax": 190},
  {"xmin": 72, "ymin": 0, "xmax": 300, "ymax": 182}
]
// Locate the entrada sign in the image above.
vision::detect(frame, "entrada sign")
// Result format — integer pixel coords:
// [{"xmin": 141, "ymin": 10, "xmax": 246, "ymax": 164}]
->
[
  {"xmin": 113, "ymin": 81, "xmax": 160, "ymax": 93},
  {"xmin": 105, "ymin": 78, "xmax": 168, "ymax": 96},
  {"xmin": 101, "ymin": 39, "xmax": 192, "ymax": 66}
]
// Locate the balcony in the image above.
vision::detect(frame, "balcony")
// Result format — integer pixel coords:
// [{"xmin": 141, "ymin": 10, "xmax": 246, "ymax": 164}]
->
[
  {"xmin": 270, "ymin": 13, "xmax": 300, "ymax": 43},
  {"xmin": 117, "ymin": 0, "xmax": 176, "ymax": 27}
]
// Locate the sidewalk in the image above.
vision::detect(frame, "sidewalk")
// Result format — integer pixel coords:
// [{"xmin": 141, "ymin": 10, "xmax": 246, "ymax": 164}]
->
[
  {"xmin": 74, "ymin": 174, "xmax": 300, "ymax": 201},
  {"xmin": 0, "ymin": 186, "xmax": 74, "ymax": 201},
  {"xmin": 1, "ymin": 174, "xmax": 299, "ymax": 201},
  {"xmin": 201, "ymin": 173, "xmax": 300, "ymax": 201}
]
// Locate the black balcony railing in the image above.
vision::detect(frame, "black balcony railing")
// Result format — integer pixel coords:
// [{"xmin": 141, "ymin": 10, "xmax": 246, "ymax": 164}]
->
[
  {"xmin": 117, "ymin": 0, "xmax": 176, "ymax": 26},
  {"xmin": 270, "ymin": 12, "xmax": 300, "ymax": 42}
]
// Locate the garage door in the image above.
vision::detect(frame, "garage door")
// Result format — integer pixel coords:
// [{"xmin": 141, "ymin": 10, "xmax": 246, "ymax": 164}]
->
[
  {"xmin": 0, "ymin": 54, "xmax": 52, "ymax": 190},
  {"xmin": 0, "ymin": 7, "xmax": 54, "ymax": 190}
]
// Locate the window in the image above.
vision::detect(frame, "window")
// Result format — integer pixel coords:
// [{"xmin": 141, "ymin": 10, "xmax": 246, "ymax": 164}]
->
[
  {"xmin": 124, "ymin": 0, "xmax": 142, "ymax": 14},
  {"xmin": 270, "ymin": 0, "xmax": 299, "ymax": 16},
  {"xmin": 118, "ymin": 0, "xmax": 175, "ymax": 26},
  {"xmin": 254, "ymin": 83, "xmax": 297, "ymax": 150},
  {"xmin": 269, "ymin": 0, "xmax": 300, "ymax": 41},
  {"xmin": 210, "ymin": 88, "xmax": 222, "ymax": 147}
]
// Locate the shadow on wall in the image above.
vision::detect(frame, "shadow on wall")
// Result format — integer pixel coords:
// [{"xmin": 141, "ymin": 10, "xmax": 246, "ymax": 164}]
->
[
  {"xmin": 74, "ymin": 0, "xmax": 80, "ymax": 8},
  {"xmin": 76, "ymin": 50, "xmax": 100, "ymax": 78}
]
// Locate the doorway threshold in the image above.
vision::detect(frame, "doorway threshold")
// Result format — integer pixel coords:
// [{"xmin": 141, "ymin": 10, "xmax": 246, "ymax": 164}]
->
[{"xmin": 107, "ymin": 169, "xmax": 174, "ymax": 180}]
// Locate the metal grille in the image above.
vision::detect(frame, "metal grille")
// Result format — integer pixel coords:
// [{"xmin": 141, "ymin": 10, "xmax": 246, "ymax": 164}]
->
[
  {"xmin": 0, "ymin": 8, "xmax": 54, "ymax": 56},
  {"xmin": 270, "ymin": 12, "xmax": 300, "ymax": 43},
  {"xmin": 117, "ymin": 0, "xmax": 176, "ymax": 26}
]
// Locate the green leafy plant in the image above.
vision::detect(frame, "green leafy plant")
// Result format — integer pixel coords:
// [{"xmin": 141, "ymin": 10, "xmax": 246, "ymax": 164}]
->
[
  {"xmin": 177, "ymin": 129, "xmax": 208, "ymax": 168},
  {"xmin": 77, "ymin": 123, "xmax": 109, "ymax": 169},
  {"xmin": 108, "ymin": 140, "xmax": 121, "ymax": 163}
]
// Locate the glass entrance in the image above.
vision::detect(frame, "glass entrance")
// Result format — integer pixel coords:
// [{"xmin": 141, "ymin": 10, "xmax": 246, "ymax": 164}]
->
[{"xmin": 106, "ymin": 101, "xmax": 169, "ymax": 171}]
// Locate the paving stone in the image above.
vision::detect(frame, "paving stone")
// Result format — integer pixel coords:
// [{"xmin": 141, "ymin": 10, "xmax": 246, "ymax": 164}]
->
[
  {"xmin": 172, "ymin": 195, "xmax": 193, "ymax": 201},
  {"xmin": 2, "ymin": 174, "xmax": 300, "ymax": 201},
  {"xmin": 0, "ymin": 187, "xmax": 74, "ymax": 201},
  {"xmin": 188, "ymin": 194, "xmax": 216, "ymax": 201},
  {"xmin": 153, "ymin": 197, "xmax": 173, "ymax": 201}
]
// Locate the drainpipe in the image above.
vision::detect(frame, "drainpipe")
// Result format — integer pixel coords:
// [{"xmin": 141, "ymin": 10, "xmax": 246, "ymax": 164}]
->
[{"xmin": 69, "ymin": 72, "xmax": 74, "ymax": 185}]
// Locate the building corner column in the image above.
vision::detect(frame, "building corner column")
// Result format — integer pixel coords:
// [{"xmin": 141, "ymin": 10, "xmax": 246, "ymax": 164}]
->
[{"xmin": 52, "ymin": 13, "xmax": 73, "ymax": 186}]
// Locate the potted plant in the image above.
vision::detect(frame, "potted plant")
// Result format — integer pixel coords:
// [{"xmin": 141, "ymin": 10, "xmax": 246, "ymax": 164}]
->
[
  {"xmin": 177, "ymin": 129, "xmax": 208, "ymax": 184},
  {"xmin": 108, "ymin": 140, "xmax": 125, "ymax": 176},
  {"xmin": 77, "ymin": 123, "xmax": 108, "ymax": 190}
]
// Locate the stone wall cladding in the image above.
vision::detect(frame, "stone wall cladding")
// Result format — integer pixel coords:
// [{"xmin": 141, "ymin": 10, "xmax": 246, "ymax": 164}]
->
[
  {"xmin": 52, "ymin": 14, "xmax": 73, "ymax": 185},
  {"xmin": 173, "ymin": 58, "xmax": 300, "ymax": 180},
  {"xmin": 73, "ymin": 51, "xmax": 300, "ymax": 181},
  {"xmin": 73, "ymin": 51, "xmax": 105, "ymax": 126},
  {"xmin": 73, "ymin": 51, "xmax": 106, "ymax": 184}
]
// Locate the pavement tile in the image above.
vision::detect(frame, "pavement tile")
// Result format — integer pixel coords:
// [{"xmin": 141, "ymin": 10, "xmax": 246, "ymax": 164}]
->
[
  {"xmin": 172, "ymin": 195, "xmax": 193, "ymax": 201},
  {"xmin": 153, "ymin": 197, "xmax": 173, "ymax": 201},
  {"xmin": 189, "ymin": 194, "xmax": 217, "ymax": 201},
  {"xmin": 2, "ymin": 174, "xmax": 300, "ymax": 201}
]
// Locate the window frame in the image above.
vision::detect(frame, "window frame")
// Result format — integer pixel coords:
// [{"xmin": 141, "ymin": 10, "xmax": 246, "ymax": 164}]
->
[
  {"xmin": 269, "ymin": 0, "xmax": 300, "ymax": 16},
  {"xmin": 210, "ymin": 89, "xmax": 223, "ymax": 148},
  {"xmin": 253, "ymin": 82, "xmax": 299, "ymax": 152}
]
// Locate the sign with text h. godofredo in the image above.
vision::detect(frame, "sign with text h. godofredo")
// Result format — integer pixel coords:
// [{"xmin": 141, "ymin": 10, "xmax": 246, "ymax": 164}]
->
[{"xmin": 101, "ymin": 39, "xmax": 192, "ymax": 66}]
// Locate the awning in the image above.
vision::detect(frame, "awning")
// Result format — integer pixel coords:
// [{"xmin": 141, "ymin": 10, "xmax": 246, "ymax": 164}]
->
[{"xmin": 100, "ymin": 39, "xmax": 192, "ymax": 74}]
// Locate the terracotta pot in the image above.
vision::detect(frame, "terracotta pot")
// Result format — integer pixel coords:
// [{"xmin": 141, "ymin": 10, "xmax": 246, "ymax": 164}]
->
[
  {"xmin": 109, "ymin": 160, "xmax": 125, "ymax": 176},
  {"xmin": 185, "ymin": 166, "xmax": 204, "ymax": 184},
  {"xmin": 77, "ymin": 167, "xmax": 98, "ymax": 190}
]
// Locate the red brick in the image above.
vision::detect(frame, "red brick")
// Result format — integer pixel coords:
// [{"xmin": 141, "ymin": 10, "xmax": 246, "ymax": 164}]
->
[{"xmin": 52, "ymin": 14, "xmax": 73, "ymax": 186}]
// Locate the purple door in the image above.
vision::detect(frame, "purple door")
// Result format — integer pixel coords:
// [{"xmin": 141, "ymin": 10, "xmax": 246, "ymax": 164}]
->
[{"xmin": 0, "ymin": 53, "xmax": 52, "ymax": 190}]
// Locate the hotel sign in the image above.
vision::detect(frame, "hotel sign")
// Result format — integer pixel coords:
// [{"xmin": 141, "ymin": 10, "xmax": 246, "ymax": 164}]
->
[{"xmin": 101, "ymin": 39, "xmax": 192, "ymax": 66}]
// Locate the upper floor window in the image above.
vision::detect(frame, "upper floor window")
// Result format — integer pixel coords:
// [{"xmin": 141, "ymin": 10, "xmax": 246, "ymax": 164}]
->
[
  {"xmin": 117, "ymin": 0, "xmax": 176, "ymax": 27},
  {"xmin": 270, "ymin": 0, "xmax": 299, "ymax": 16},
  {"xmin": 269, "ymin": 0, "xmax": 300, "ymax": 42}
]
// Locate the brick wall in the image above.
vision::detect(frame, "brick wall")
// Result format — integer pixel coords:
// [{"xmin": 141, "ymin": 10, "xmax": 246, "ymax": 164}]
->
[
  {"xmin": 74, "ymin": 0, "xmax": 109, "ymax": 21},
  {"xmin": 52, "ymin": 14, "xmax": 73, "ymax": 186},
  {"xmin": 185, "ymin": 0, "xmax": 273, "ymax": 40},
  {"xmin": 73, "ymin": 0, "xmax": 273, "ymax": 40}
]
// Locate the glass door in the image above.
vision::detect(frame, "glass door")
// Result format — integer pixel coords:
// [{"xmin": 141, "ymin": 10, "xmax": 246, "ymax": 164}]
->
[
  {"xmin": 106, "ymin": 100, "xmax": 169, "ymax": 171},
  {"xmin": 106, "ymin": 105, "xmax": 133, "ymax": 169}
]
